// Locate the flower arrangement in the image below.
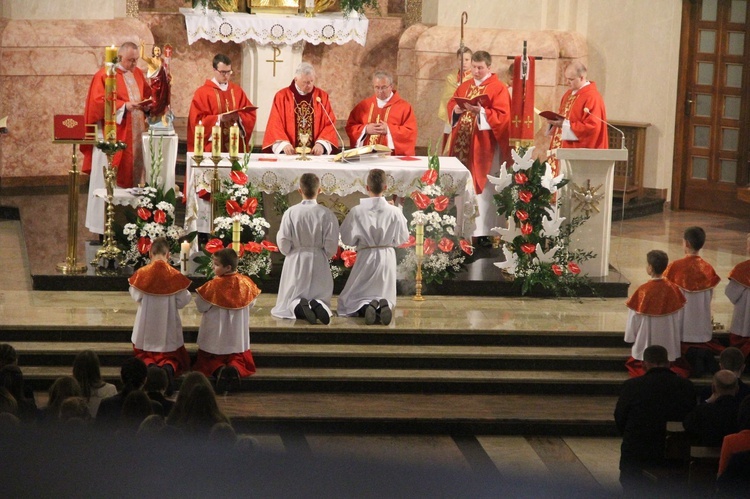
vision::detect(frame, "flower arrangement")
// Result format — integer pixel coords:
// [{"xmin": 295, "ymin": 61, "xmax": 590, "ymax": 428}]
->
[
  {"xmin": 340, "ymin": 0, "xmax": 379, "ymax": 17},
  {"xmin": 329, "ymin": 237, "xmax": 357, "ymax": 280},
  {"xmin": 193, "ymin": 155, "xmax": 278, "ymax": 279},
  {"xmin": 398, "ymin": 154, "xmax": 473, "ymax": 285},
  {"xmin": 490, "ymin": 146, "xmax": 594, "ymax": 296}
]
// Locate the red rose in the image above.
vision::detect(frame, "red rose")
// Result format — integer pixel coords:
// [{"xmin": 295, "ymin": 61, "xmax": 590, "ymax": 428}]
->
[
  {"xmin": 514, "ymin": 172, "xmax": 528, "ymax": 185},
  {"xmin": 433, "ymin": 195, "xmax": 449, "ymax": 212},
  {"xmin": 137, "ymin": 207, "xmax": 152, "ymax": 221},
  {"xmin": 420, "ymin": 169, "xmax": 438, "ymax": 186},
  {"xmin": 515, "ymin": 210, "xmax": 529, "ymax": 222},
  {"xmin": 521, "ymin": 243, "xmax": 536, "ymax": 254},
  {"xmin": 521, "ymin": 223, "xmax": 533, "ymax": 235},
  {"xmin": 567, "ymin": 262, "xmax": 581, "ymax": 274},
  {"xmin": 244, "ymin": 241, "xmax": 262, "ymax": 253},
  {"xmin": 137, "ymin": 236, "xmax": 152, "ymax": 255},
  {"xmin": 438, "ymin": 237, "xmax": 454, "ymax": 253},
  {"xmin": 230, "ymin": 242, "xmax": 244, "ymax": 257},
  {"xmin": 226, "ymin": 200, "xmax": 242, "ymax": 216},
  {"xmin": 153, "ymin": 209, "xmax": 166, "ymax": 224},
  {"xmin": 551, "ymin": 264, "xmax": 563, "ymax": 276},
  {"xmin": 242, "ymin": 197, "xmax": 258, "ymax": 215},
  {"xmin": 399, "ymin": 235, "xmax": 416, "ymax": 248},
  {"xmin": 518, "ymin": 190, "xmax": 533, "ymax": 203},
  {"xmin": 341, "ymin": 250, "xmax": 357, "ymax": 268},
  {"xmin": 261, "ymin": 240, "xmax": 279, "ymax": 252},
  {"xmin": 411, "ymin": 191, "xmax": 432, "ymax": 210},
  {"xmin": 423, "ymin": 238, "xmax": 437, "ymax": 255},
  {"xmin": 204, "ymin": 238, "xmax": 224, "ymax": 254},
  {"xmin": 230, "ymin": 170, "xmax": 248, "ymax": 185},
  {"xmin": 459, "ymin": 239, "xmax": 474, "ymax": 256}
]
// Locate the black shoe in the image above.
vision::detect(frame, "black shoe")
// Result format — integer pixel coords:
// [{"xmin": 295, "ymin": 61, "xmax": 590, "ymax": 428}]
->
[
  {"xmin": 224, "ymin": 366, "xmax": 241, "ymax": 393},
  {"xmin": 296, "ymin": 298, "xmax": 317, "ymax": 324},
  {"xmin": 214, "ymin": 366, "xmax": 227, "ymax": 394},
  {"xmin": 378, "ymin": 299, "xmax": 392, "ymax": 326},
  {"xmin": 310, "ymin": 299, "xmax": 330, "ymax": 325},
  {"xmin": 364, "ymin": 299, "xmax": 379, "ymax": 325}
]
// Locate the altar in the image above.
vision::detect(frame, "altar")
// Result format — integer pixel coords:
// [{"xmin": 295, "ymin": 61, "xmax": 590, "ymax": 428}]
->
[{"xmin": 184, "ymin": 153, "xmax": 477, "ymax": 236}]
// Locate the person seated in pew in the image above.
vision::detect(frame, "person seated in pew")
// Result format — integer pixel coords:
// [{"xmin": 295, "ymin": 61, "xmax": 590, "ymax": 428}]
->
[{"xmin": 684, "ymin": 370, "xmax": 740, "ymax": 447}]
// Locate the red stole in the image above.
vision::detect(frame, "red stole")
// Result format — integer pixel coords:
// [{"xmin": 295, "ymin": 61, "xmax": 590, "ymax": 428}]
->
[{"xmin": 509, "ymin": 55, "xmax": 536, "ymax": 148}]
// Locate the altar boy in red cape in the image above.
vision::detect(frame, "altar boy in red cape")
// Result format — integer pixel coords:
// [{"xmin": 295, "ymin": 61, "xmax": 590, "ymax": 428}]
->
[
  {"xmin": 187, "ymin": 53, "xmax": 257, "ymax": 155},
  {"xmin": 447, "ymin": 50, "xmax": 511, "ymax": 238},
  {"xmin": 345, "ymin": 70, "xmax": 417, "ymax": 156},
  {"xmin": 663, "ymin": 227, "xmax": 723, "ymax": 373},
  {"xmin": 726, "ymin": 234, "xmax": 750, "ymax": 356},
  {"xmin": 262, "ymin": 62, "xmax": 339, "ymax": 155},
  {"xmin": 624, "ymin": 250, "xmax": 688, "ymax": 378},
  {"xmin": 193, "ymin": 248, "xmax": 261, "ymax": 393},
  {"xmin": 129, "ymin": 237, "xmax": 192, "ymax": 388}
]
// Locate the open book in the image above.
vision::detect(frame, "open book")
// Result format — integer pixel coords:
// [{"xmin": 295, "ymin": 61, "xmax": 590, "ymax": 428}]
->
[
  {"xmin": 218, "ymin": 105, "xmax": 258, "ymax": 117},
  {"xmin": 539, "ymin": 110, "xmax": 565, "ymax": 121},
  {"xmin": 453, "ymin": 94, "xmax": 490, "ymax": 110},
  {"xmin": 333, "ymin": 144, "xmax": 391, "ymax": 162}
]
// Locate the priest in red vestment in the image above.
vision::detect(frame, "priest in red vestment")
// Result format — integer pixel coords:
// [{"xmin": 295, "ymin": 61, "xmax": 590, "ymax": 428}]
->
[
  {"xmin": 547, "ymin": 61, "xmax": 609, "ymax": 152},
  {"xmin": 262, "ymin": 62, "xmax": 339, "ymax": 155},
  {"xmin": 447, "ymin": 50, "xmax": 511, "ymax": 237},
  {"xmin": 187, "ymin": 54, "xmax": 257, "ymax": 155},
  {"xmin": 345, "ymin": 70, "xmax": 417, "ymax": 156},
  {"xmin": 82, "ymin": 41, "xmax": 151, "ymax": 234}
]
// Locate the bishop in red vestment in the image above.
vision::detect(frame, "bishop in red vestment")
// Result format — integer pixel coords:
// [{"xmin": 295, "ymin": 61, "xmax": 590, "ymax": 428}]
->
[
  {"xmin": 547, "ymin": 61, "xmax": 609, "ymax": 152},
  {"xmin": 187, "ymin": 54, "xmax": 257, "ymax": 154},
  {"xmin": 345, "ymin": 71, "xmax": 417, "ymax": 156},
  {"xmin": 262, "ymin": 62, "xmax": 339, "ymax": 155}
]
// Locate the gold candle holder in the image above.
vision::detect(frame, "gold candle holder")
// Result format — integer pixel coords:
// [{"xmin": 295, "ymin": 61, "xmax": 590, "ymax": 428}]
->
[
  {"xmin": 56, "ymin": 144, "xmax": 87, "ymax": 274},
  {"xmin": 232, "ymin": 218, "xmax": 241, "ymax": 252},
  {"xmin": 92, "ymin": 145, "xmax": 126, "ymax": 269},
  {"xmin": 413, "ymin": 223, "xmax": 425, "ymax": 301},
  {"xmin": 209, "ymin": 155, "xmax": 223, "ymax": 233}
]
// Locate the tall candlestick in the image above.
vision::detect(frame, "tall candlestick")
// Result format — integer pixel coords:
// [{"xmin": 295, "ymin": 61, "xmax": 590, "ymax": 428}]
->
[
  {"xmin": 415, "ymin": 224, "xmax": 424, "ymax": 257},
  {"xmin": 229, "ymin": 122, "xmax": 239, "ymax": 158},
  {"xmin": 194, "ymin": 121, "xmax": 204, "ymax": 157},
  {"xmin": 232, "ymin": 219, "xmax": 241, "ymax": 253},
  {"xmin": 211, "ymin": 124, "xmax": 221, "ymax": 159},
  {"xmin": 103, "ymin": 45, "xmax": 118, "ymax": 143}
]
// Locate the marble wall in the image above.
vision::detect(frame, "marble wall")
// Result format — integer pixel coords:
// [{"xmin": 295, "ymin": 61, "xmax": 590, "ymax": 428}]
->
[{"xmin": 0, "ymin": 0, "xmax": 126, "ymax": 20}]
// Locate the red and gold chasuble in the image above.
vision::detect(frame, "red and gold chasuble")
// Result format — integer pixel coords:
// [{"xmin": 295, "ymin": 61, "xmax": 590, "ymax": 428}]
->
[
  {"xmin": 452, "ymin": 84, "xmax": 486, "ymax": 169},
  {"xmin": 187, "ymin": 80, "xmax": 257, "ymax": 154}
]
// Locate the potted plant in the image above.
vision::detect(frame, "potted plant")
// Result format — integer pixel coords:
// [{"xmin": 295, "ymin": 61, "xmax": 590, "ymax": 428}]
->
[{"xmin": 340, "ymin": 0, "xmax": 379, "ymax": 17}]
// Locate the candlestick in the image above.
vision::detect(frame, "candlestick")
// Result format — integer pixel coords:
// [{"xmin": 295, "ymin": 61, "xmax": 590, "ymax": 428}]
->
[
  {"xmin": 229, "ymin": 122, "xmax": 239, "ymax": 159},
  {"xmin": 194, "ymin": 121, "xmax": 204, "ymax": 157},
  {"xmin": 103, "ymin": 46, "xmax": 117, "ymax": 143},
  {"xmin": 211, "ymin": 124, "xmax": 221, "ymax": 159},
  {"xmin": 415, "ymin": 224, "xmax": 424, "ymax": 257},
  {"xmin": 414, "ymin": 223, "xmax": 425, "ymax": 301},
  {"xmin": 232, "ymin": 218, "xmax": 241, "ymax": 253}
]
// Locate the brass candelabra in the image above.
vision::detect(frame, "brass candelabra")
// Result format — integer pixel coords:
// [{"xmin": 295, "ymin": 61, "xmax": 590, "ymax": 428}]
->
[{"xmin": 92, "ymin": 141, "xmax": 127, "ymax": 269}]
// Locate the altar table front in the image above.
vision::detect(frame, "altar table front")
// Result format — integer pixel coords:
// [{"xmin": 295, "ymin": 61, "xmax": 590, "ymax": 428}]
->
[{"xmin": 184, "ymin": 153, "xmax": 477, "ymax": 236}]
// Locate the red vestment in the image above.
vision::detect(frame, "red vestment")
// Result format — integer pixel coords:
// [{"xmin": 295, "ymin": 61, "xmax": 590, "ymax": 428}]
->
[
  {"xmin": 262, "ymin": 82, "xmax": 339, "ymax": 152},
  {"xmin": 663, "ymin": 255, "xmax": 721, "ymax": 292},
  {"xmin": 81, "ymin": 65, "xmax": 151, "ymax": 187},
  {"xmin": 447, "ymin": 73, "xmax": 511, "ymax": 194},
  {"xmin": 187, "ymin": 80, "xmax": 256, "ymax": 154},
  {"xmin": 548, "ymin": 82, "xmax": 609, "ymax": 151},
  {"xmin": 345, "ymin": 91, "xmax": 417, "ymax": 156},
  {"xmin": 195, "ymin": 273, "xmax": 261, "ymax": 309}
]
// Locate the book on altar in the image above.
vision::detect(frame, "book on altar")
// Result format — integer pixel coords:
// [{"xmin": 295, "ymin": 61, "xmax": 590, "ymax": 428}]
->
[
  {"xmin": 539, "ymin": 110, "xmax": 565, "ymax": 121},
  {"xmin": 52, "ymin": 114, "xmax": 97, "ymax": 142},
  {"xmin": 333, "ymin": 144, "xmax": 392, "ymax": 162},
  {"xmin": 453, "ymin": 94, "xmax": 490, "ymax": 110},
  {"xmin": 218, "ymin": 105, "xmax": 258, "ymax": 117},
  {"xmin": 0, "ymin": 116, "xmax": 7, "ymax": 134}
]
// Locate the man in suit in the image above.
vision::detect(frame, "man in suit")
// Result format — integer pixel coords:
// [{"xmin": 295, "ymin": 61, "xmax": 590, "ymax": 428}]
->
[
  {"xmin": 684, "ymin": 369, "xmax": 740, "ymax": 447},
  {"xmin": 614, "ymin": 345, "xmax": 696, "ymax": 495}
]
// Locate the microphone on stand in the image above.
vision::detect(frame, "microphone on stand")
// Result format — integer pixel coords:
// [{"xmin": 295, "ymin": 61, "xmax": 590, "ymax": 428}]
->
[
  {"xmin": 315, "ymin": 96, "xmax": 349, "ymax": 162},
  {"xmin": 584, "ymin": 107, "xmax": 626, "ymax": 150}
]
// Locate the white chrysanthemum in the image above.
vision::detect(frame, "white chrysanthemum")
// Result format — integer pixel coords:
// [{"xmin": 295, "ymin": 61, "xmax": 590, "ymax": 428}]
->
[
  {"xmin": 422, "ymin": 184, "xmax": 443, "ymax": 197},
  {"xmin": 156, "ymin": 201, "xmax": 174, "ymax": 217},
  {"xmin": 123, "ymin": 223, "xmax": 137, "ymax": 236},
  {"xmin": 166, "ymin": 225, "xmax": 182, "ymax": 240}
]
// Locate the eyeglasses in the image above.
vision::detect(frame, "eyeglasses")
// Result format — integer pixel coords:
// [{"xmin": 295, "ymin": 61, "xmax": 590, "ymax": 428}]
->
[
  {"xmin": 215, "ymin": 69, "xmax": 233, "ymax": 76},
  {"xmin": 373, "ymin": 85, "xmax": 392, "ymax": 91}
]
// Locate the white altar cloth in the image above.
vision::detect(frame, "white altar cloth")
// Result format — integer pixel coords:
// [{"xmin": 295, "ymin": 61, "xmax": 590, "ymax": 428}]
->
[
  {"xmin": 184, "ymin": 153, "xmax": 477, "ymax": 235},
  {"xmin": 180, "ymin": 9, "xmax": 369, "ymax": 46}
]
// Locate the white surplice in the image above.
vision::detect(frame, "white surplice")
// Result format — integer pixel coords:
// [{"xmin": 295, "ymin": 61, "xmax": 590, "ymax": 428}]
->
[
  {"xmin": 337, "ymin": 196, "xmax": 409, "ymax": 316},
  {"xmin": 129, "ymin": 288, "xmax": 192, "ymax": 352},
  {"xmin": 271, "ymin": 199, "xmax": 340, "ymax": 319},
  {"xmin": 679, "ymin": 288, "xmax": 714, "ymax": 343},
  {"xmin": 726, "ymin": 279, "xmax": 750, "ymax": 337},
  {"xmin": 624, "ymin": 308, "xmax": 684, "ymax": 361},
  {"xmin": 195, "ymin": 295, "xmax": 254, "ymax": 355}
]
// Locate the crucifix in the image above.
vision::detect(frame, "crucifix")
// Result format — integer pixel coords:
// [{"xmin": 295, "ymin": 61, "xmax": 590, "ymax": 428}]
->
[{"xmin": 266, "ymin": 46, "xmax": 284, "ymax": 77}]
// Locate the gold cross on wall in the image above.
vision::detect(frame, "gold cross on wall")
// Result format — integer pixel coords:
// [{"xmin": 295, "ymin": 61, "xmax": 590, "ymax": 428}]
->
[{"xmin": 266, "ymin": 46, "xmax": 283, "ymax": 77}]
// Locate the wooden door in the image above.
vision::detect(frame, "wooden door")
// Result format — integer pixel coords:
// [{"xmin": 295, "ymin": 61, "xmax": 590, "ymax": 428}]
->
[{"xmin": 673, "ymin": 0, "xmax": 750, "ymax": 214}]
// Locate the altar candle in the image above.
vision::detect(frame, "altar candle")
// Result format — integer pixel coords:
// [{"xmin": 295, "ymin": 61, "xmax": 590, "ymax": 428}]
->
[
  {"xmin": 232, "ymin": 219, "xmax": 241, "ymax": 252},
  {"xmin": 180, "ymin": 240, "xmax": 191, "ymax": 275},
  {"xmin": 306, "ymin": 0, "xmax": 315, "ymax": 8},
  {"xmin": 194, "ymin": 121, "xmax": 204, "ymax": 157},
  {"xmin": 229, "ymin": 122, "xmax": 240, "ymax": 158},
  {"xmin": 105, "ymin": 45, "xmax": 118, "ymax": 64},
  {"xmin": 212, "ymin": 124, "xmax": 222, "ymax": 159},
  {"xmin": 103, "ymin": 45, "xmax": 118, "ymax": 143},
  {"xmin": 415, "ymin": 224, "xmax": 424, "ymax": 258}
]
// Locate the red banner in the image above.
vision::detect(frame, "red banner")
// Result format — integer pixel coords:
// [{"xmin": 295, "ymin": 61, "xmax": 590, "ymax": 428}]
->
[{"xmin": 509, "ymin": 55, "xmax": 535, "ymax": 148}]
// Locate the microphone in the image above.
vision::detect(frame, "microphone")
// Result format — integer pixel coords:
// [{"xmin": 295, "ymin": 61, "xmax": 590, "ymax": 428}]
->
[
  {"xmin": 584, "ymin": 107, "xmax": 626, "ymax": 150},
  {"xmin": 315, "ymin": 96, "xmax": 348, "ymax": 161}
]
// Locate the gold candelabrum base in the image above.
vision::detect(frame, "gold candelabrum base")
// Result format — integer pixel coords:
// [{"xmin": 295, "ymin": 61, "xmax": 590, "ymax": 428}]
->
[
  {"xmin": 92, "ymin": 149, "xmax": 123, "ymax": 270},
  {"xmin": 208, "ymin": 155, "xmax": 224, "ymax": 233},
  {"xmin": 57, "ymin": 144, "xmax": 87, "ymax": 274},
  {"xmin": 413, "ymin": 254, "xmax": 426, "ymax": 301}
]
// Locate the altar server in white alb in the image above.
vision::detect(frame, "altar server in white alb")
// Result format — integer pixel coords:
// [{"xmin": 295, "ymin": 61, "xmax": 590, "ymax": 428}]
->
[
  {"xmin": 337, "ymin": 169, "xmax": 409, "ymax": 325},
  {"xmin": 726, "ymin": 233, "xmax": 750, "ymax": 356},
  {"xmin": 271, "ymin": 173, "xmax": 339, "ymax": 325}
]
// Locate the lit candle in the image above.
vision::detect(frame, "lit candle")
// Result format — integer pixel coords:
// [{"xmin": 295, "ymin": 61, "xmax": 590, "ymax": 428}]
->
[
  {"xmin": 105, "ymin": 45, "xmax": 117, "ymax": 64},
  {"xmin": 180, "ymin": 240, "xmax": 191, "ymax": 275},
  {"xmin": 194, "ymin": 121, "xmax": 204, "ymax": 157},
  {"xmin": 229, "ymin": 122, "xmax": 240, "ymax": 158},
  {"xmin": 211, "ymin": 124, "xmax": 221, "ymax": 159},
  {"xmin": 415, "ymin": 224, "xmax": 424, "ymax": 258},
  {"xmin": 232, "ymin": 219, "xmax": 241, "ymax": 252}
]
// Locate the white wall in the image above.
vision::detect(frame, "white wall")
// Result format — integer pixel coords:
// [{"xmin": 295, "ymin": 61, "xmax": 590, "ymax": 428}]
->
[{"xmin": 1, "ymin": 0, "xmax": 125, "ymax": 20}]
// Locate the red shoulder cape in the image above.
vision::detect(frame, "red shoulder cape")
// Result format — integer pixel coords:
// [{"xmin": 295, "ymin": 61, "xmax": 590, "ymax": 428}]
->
[
  {"xmin": 196, "ymin": 273, "xmax": 261, "ymax": 309},
  {"xmin": 729, "ymin": 259, "xmax": 750, "ymax": 288},
  {"xmin": 663, "ymin": 255, "xmax": 721, "ymax": 291},
  {"xmin": 626, "ymin": 278, "xmax": 686, "ymax": 316},
  {"xmin": 128, "ymin": 260, "xmax": 191, "ymax": 295}
]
